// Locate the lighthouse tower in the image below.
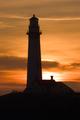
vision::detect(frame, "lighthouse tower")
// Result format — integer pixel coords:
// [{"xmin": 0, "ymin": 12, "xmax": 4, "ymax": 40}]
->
[{"xmin": 27, "ymin": 15, "xmax": 42, "ymax": 91}]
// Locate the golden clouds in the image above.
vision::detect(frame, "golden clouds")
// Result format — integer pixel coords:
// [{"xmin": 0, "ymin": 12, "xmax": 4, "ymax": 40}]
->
[
  {"xmin": 0, "ymin": 0, "xmax": 80, "ymax": 18},
  {"xmin": 0, "ymin": 21, "xmax": 13, "ymax": 29},
  {"xmin": 0, "ymin": 0, "xmax": 80, "ymax": 93},
  {"xmin": 40, "ymin": 18, "xmax": 80, "ymax": 64}
]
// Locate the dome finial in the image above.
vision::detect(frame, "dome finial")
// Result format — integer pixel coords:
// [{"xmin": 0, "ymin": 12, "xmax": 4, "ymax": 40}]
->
[{"xmin": 33, "ymin": 14, "xmax": 35, "ymax": 17}]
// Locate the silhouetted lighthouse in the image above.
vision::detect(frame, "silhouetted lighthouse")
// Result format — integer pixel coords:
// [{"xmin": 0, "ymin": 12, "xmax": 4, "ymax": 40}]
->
[{"xmin": 27, "ymin": 15, "xmax": 42, "ymax": 90}]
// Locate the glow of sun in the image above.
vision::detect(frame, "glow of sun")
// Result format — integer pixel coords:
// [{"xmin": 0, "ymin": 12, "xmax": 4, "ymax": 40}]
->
[{"xmin": 42, "ymin": 71, "xmax": 63, "ymax": 82}]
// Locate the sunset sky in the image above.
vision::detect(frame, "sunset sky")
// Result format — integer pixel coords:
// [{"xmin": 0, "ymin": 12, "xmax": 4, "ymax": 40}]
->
[{"xmin": 0, "ymin": 0, "xmax": 80, "ymax": 94}]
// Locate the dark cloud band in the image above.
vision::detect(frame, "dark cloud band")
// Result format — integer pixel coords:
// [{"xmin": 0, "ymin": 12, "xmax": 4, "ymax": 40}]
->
[{"xmin": 0, "ymin": 56, "xmax": 79, "ymax": 71}]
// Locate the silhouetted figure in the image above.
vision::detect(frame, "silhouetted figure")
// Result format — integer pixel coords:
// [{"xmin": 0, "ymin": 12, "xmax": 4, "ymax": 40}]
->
[{"xmin": 27, "ymin": 15, "xmax": 42, "ymax": 91}]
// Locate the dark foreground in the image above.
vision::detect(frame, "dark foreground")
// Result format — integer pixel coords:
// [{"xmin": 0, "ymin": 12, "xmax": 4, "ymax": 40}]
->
[{"xmin": 0, "ymin": 92, "xmax": 80, "ymax": 118}]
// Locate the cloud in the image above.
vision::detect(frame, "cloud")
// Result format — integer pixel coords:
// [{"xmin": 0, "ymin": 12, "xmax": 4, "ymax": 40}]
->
[
  {"xmin": 42, "ymin": 61, "xmax": 60, "ymax": 69},
  {"xmin": 70, "ymin": 63, "xmax": 80, "ymax": 68},
  {"xmin": 61, "ymin": 62, "xmax": 80, "ymax": 71},
  {"xmin": 0, "ymin": 56, "xmax": 60, "ymax": 70},
  {"xmin": 40, "ymin": 17, "xmax": 80, "ymax": 21},
  {"xmin": 0, "ymin": 12, "xmax": 80, "ymax": 22},
  {"xmin": 0, "ymin": 21, "xmax": 13, "ymax": 29},
  {"xmin": 0, "ymin": 56, "xmax": 79, "ymax": 71},
  {"xmin": 0, "ymin": 0, "xmax": 80, "ymax": 18},
  {"xmin": 0, "ymin": 56, "xmax": 27, "ymax": 70},
  {"xmin": 1, "ymin": 12, "xmax": 80, "ymax": 22},
  {"xmin": 0, "ymin": 13, "xmax": 29, "ymax": 20},
  {"xmin": 42, "ymin": 60, "xmax": 80, "ymax": 71}
]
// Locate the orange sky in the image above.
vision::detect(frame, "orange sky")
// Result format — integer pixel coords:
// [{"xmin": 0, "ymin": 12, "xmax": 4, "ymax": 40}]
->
[{"xmin": 0, "ymin": 0, "xmax": 80, "ymax": 94}]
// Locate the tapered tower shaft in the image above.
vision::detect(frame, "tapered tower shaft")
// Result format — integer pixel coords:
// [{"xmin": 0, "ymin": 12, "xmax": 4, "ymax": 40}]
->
[{"xmin": 27, "ymin": 15, "xmax": 42, "ymax": 89}]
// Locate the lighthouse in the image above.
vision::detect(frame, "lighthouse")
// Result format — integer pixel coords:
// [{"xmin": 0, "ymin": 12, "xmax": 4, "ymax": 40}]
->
[
  {"xmin": 24, "ymin": 15, "xmax": 74, "ymax": 94},
  {"xmin": 27, "ymin": 15, "xmax": 42, "ymax": 91}
]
